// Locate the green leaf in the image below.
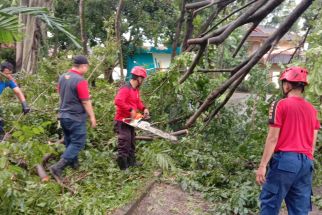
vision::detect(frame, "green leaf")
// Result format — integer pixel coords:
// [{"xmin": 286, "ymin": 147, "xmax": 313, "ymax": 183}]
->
[{"xmin": 0, "ymin": 157, "xmax": 7, "ymax": 169}]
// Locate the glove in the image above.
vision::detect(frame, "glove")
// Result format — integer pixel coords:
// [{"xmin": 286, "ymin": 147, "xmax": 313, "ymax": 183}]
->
[
  {"xmin": 21, "ymin": 101, "xmax": 30, "ymax": 114},
  {"xmin": 143, "ymin": 108, "xmax": 150, "ymax": 119}
]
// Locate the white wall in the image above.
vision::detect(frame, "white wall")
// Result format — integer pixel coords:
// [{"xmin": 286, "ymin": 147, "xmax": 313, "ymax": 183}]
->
[
  {"xmin": 152, "ymin": 53, "xmax": 171, "ymax": 70},
  {"xmin": 272, "ymin": 71, "xmax": 281, "ymax": 88},
  {"xmin": 112, "ymin": 67, "xmax": 127, "ymax": 80}
]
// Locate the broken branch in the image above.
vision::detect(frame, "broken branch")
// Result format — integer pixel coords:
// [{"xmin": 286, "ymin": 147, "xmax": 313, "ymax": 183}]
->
[{"xmin": 179, "ymin": 44, "xmax": 207, "ymax": 84}]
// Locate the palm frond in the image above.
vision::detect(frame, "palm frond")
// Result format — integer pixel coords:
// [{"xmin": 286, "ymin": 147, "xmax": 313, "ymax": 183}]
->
[
  {"xmin": 0, "ymin": 11, "xmax": 22, "ymax": 43},
  {"xmin": 0, "ymin": 6, "xmax": 48, "ymax": 15},
  {"xmin": 0, "ymin": 6, "xmax": 81, "ymax": 48}
]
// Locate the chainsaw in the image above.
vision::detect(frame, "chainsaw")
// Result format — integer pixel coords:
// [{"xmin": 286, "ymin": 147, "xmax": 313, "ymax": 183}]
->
[{"xmin": 123, "ymin": 113, "xmax": 178, "ymax": 142}]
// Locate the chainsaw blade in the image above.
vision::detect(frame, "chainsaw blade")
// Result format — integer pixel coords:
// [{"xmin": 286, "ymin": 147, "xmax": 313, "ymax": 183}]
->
[{"xmin": 124, "ymin": 119, "xmax": 177, "ymax": 141}]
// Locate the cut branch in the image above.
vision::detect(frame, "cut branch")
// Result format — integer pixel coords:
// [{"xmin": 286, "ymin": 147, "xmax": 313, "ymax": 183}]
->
[
  {"xmin": 136, "ymin": 136, "xmax": 154, "ymax": 141},
  {"xmin": 171, "ymin": 129, "xmax": 189, "ymax": 136},
  {"xmin": 36, "ymin": 164, "xmax": 49, "ymax": 182}
]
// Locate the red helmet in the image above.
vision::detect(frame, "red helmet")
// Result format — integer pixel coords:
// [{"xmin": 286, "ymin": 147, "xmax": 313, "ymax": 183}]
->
[
  {"xmin": 279, "ymin": 66, "xmax": 308, "ymax": 85},
  {"xmin": 131, "ymin": 66, "xmax": 147, "ymax": 78}
]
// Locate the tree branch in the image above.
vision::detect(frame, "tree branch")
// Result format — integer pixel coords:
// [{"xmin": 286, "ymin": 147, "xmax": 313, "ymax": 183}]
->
[
  {"xmin": 179, "ymin": 43, "xmax": 207, "ymax": 84},
  {"xmin": 233, "ymin": 21, "xmax": 260, "ymax": 58},
  {"xmin": 196, "ymin": 68, "xmax": 234, "ymax": 73},
  {"xmin": 207, "ymin": 0, "xmax": 267, "ymax": 45},
  {"xmin": 288, "ymin": 10, "xmax": 321, "ymax": 64},
  {"xmin": 201, "ymin": 0, "xmax": 257, "ymax": 37},
  {"xmin": 172, "ymin": 0, "xmax": 186, "ymax": 60},
  {"xmin": 185, "ymin": 0, "xmax": 214, "ymax": 10},
  {"xmin": 182, "ymin": 11, "xmax": 194, "ymax": 51}
]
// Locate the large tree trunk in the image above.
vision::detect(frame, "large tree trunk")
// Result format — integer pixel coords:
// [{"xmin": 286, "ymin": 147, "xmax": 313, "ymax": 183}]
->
[
  {"xmin": 79, "ymin": 0, "xmax": 88, "ymax": 55},
  {"xmin": 115, "ymin": 0, "xmax": 124, "ymax": 80},
  {"xmin": 16, "ymin": 0, "xmax": 53, "ymax": 74}
]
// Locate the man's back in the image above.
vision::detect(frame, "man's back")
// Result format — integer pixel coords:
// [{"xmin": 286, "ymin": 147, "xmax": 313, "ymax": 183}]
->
[
  {"xmin": 58, "ymin": 70, "xmax": 87, "ymax": 122},
  {"xmin": 270, "ymin": 96, "xmax": 320, "ymax": 159}
]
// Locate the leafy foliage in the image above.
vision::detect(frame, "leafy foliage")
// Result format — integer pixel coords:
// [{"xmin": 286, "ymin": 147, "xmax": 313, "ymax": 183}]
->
[{"xmin": 0, "ymin": 1, "xmax": 322, "ymax": 214}]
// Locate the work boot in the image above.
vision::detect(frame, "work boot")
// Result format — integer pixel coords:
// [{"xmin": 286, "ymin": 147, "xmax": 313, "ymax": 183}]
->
[
  {"xmin": 70, "ymin": 157, "xmax": 80, "ymax": 170},
  {"xmin": 49, "ymin": 158, "xmax": 69, "ymax": 180},
  {"xmin": 128, "ymin": 156, "xmax": 143, "ymax": 167},
  {"xmin": 116, "ymin": 157, "xmax": 128, "ymax": 170}
]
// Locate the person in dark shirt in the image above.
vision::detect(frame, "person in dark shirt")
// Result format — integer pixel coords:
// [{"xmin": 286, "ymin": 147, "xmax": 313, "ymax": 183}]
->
[
  {"xmin": 50, "ymin": 55, "xmax": 96, "ymax": 180},
  {"xmin": 114, "ymin": 66, "xmax": 150, "ymax": 170},
  {"xmin": 0, "ymin": 61, "xmax": 30, "ymax": 140}
]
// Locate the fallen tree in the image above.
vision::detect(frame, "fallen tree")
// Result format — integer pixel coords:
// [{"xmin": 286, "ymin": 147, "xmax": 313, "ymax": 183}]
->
[{"xmin": 177, "ymin": 0, "xmax": 314, "ymax": 127}]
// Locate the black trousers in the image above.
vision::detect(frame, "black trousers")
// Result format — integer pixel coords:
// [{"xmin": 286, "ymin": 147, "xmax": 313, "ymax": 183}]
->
[{"xmin": 114, "ymin": 121, "xmax": 135, "ymax": 158}]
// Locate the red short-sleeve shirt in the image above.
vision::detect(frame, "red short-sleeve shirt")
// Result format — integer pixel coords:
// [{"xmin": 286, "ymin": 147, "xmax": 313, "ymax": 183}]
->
[{"xmin": 269, "ymin": 96, "xmax": 320, "ymax": 159}]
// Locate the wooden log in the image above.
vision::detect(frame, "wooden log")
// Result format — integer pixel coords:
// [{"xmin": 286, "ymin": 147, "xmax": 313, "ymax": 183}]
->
[
  {"xmin": 36, "ymin": 164, "xmax": 49, "ymax": 182},
  {"xmin": 135, "ymin": 136, "xmax": 154, "ymax": 141},
  {"xmin": 171, "ymin": 129, "xmax": 189, "ymax": 136}
]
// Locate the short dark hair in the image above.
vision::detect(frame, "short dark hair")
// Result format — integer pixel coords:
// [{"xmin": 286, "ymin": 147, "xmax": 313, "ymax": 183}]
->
[
  {"xmin": 283, "ymin": 81, "xmax": 305, "ymax": 92},
  {"xmin": 1, "ymin": 61, "xmax": 14, "ymax": 72},
  {"xmin": 131, "ymin": 74, "xmax": 140, "ymax": 80}
]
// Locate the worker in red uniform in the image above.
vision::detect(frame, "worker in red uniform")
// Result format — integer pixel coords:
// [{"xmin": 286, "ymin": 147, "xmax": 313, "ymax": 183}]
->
[
  {"xmin": 256, "ymin": 66, "xmax": 320, "ymax": 215},
  {"xmin": 50, "ymin": 56, "xmax": 96, "ymax": 180},
  {"xmin": 114, "ymin": 66, "xmax": 149, "ymax": 170}
]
